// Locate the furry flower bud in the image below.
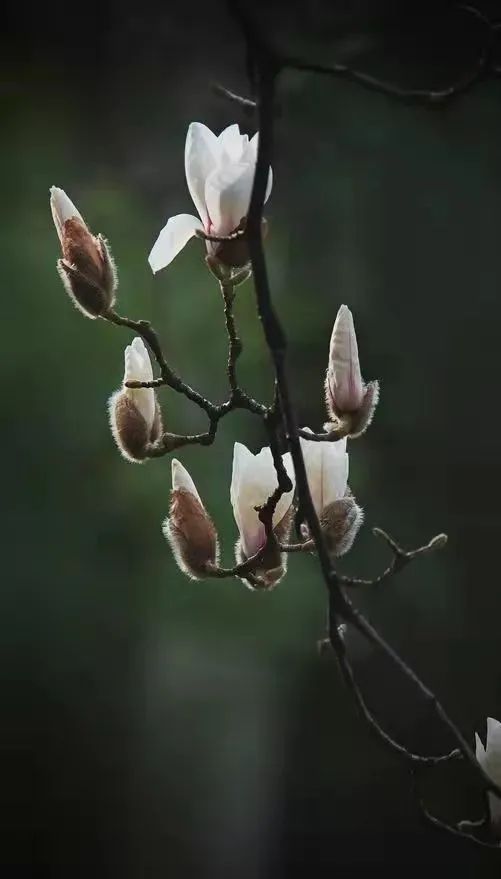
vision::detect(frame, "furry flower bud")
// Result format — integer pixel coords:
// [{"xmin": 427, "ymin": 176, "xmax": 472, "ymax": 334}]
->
[
  {"xmin": 50, "ymin": 186, "xmax": 117, "ymax": 318},
  {"xmin": 325, "ymin": 305, "xmax": 379, "ymax": 438},
  {"xmin": 299, "ymin": 428, "xmax": 363, "ymax": 556},
  {"xmin": 475, "ymin": 717, "xmax": 501, "ymax": 837},
  {"xmin": 230, "ymin": 442, "xmax": 295, "ymax": 588},
  {"xmin": 163, "ymin": 459, "xmax": 220, "ymax": 579},
  {"xmin": 108, "ymin": 337, "xmax": 162, "ymax": 462}
]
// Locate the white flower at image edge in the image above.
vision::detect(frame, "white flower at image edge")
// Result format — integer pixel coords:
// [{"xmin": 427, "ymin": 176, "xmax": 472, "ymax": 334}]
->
[
  {"xmin": 230, "ymin": 443, "xmax": 295, "ymax": 559},
  {"xmin": 148, "ymin": 123, "xmax": 273, "ymax": 273},
  {"xmin": 123, "ymin": 337, "xmax": 156, "ymax": 433},
  {"xmin": 476, "ymin": 716, "xmax": 501, "ymax": 832}
]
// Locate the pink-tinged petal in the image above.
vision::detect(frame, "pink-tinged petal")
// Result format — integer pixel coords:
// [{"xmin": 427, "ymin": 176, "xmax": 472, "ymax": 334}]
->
[
  {"xmin": 148, "ymin": 214, "xmax": 203, "ymax": 273},
  {"xmin": 184, "ymin": 122, "xmax": 221, "ymax": 226},
  {"xmin": 205, "ymin": 163, "xmax": 254, "ymax": 236},
  {"xmin": 328, "ymin": 304, "xmax": 364, "ymax": 413},
  {"xmin": 230, "ymin": 442, "xmax": 295, "ymax": 559}
]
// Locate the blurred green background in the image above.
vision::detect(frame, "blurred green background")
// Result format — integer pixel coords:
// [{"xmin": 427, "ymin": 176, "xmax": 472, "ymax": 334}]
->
[{"xmin": 3, "ymin": 1, "xmax": 501, "ymax": 874}]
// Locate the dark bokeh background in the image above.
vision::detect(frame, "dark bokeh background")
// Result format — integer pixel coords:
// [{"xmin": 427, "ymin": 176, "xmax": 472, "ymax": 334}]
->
[{"xmin": 3, "ymin": 0, "xmax": 501, "ymax": 874}]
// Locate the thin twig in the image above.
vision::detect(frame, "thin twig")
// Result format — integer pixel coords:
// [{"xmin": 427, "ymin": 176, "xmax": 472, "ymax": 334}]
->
[
  {"xmin": 411, "ymin": 767, "xmax": 501, "ymax": 849},
  {"xmin": 341, "ymin": 528, "xmax": 448, "ymax": 588},
  {"xmin": 220, "ymin": 282, "xmax": 242, "ymax": 397},
  {"xmin": 212, "ymin": 82, "xmax": 257, "ymax": 113}
]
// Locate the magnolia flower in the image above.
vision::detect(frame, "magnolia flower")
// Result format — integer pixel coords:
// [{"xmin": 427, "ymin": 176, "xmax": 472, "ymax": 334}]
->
[
  {"xmin": 299, "ymin": 429, "xmax": 363, "ymax": 556},
  {"xmin": 475, "ymin": 717, "xmax": 501, "ymax": 836},
  {"xmin": 50, "ymin": 186, "xmax": 116, "ymax": 317},
  {"xmin": 163, "ymin": 459, "xmax": 219, "ymax": 579},
  {"xmin": 230, "ymin": 442, "xmax": 295, "ymax": 587},
  {"xmin": 148, "ymin": 122, "xmax": 272, "ymax": 274},
  {"xmin": 108, "ymin": 337, "xmax": 162, "ymax": 462},
  {"xmin": 325, "ymin": 304, "xmax": 379, "ymax": 438}
]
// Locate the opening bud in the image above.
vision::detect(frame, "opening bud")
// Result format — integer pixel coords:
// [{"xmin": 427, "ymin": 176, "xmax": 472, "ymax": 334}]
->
[
  {"xmin": 299, "ymin": 429, "xmax": 363, "ymax": 556},
  {"xmin": 108, "ymin": 337, "xmax": 162, "ymax": 462},
  {"xmin": 325, "ymin": 304, "xmax": 379, "ymax": 438},
  {"xmin": 235, "ymin": 508, "xmax": 293, "ymax": 589},
  {"xmin": 50, "ymin": 186, "xmax": 117, "ymax": 318},
  {"xmin": 163, "ymin": 459, "xmax": 220, "ymax": 579},
  {"xmin": 230, "ymin": 442, "xmax": 296, "ymax": 589}
]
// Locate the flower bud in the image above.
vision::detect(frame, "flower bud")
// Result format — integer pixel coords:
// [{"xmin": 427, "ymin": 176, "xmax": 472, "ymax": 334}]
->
[
  {"xmin": 475, "ymin": 717, "xmax": 501, "ymax": 837},
  {"xmin": 231, "ymin": 442, "xmax": 295, "ymax": 589},
  {"xmin": 299, "ymin": 428, "xmax": 363, "ymax": 555},
  {"xmin": 320, "ymin": 495, "xmax": 364, "ymax": 557},
  {"xmin": 163, "ymin": 459, "xmax": 220, "ymax": 579},
  {"xmin": 50, "ymin": 186, "xmax": 117, "ymax": 318},
  {"xmin": 108, "ymin": 337, "xmax": 162, "ymax": 462},
  {"xmin": 325, "ymin": 304, "xmax": 379, "ymax": 438}
]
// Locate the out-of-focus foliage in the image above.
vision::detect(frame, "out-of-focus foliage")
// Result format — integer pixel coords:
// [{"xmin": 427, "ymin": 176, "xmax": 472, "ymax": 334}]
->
[{"xmin": 3, "ymin": 1, "xmax": 501, "ymax": 874}]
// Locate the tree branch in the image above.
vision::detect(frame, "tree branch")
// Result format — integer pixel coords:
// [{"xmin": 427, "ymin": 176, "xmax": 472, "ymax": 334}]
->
[{"xmin": 230, "ymin": 0, "xmax": 501, "ymax": 819}]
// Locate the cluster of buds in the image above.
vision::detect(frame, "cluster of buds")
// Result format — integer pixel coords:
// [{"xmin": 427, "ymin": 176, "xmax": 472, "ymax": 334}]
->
[
  {"xmin": 325, "ymin": 304, "xmax": 379, "ymax": 438},
  {"xmin": 50, "ymin": 187, "xmax": 117, "ymax": 318},
  {"xmin": 163, "ymin": 434, "xmax": 362, "ymax": 587},
  {"xmin": 148, "ymin": 122, "xmax": 272, "ymax": 281}
]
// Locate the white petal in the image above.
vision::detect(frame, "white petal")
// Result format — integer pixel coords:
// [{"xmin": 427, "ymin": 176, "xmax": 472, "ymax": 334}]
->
[
  {"xmin": 328, "ymin": 305, "xmax": 364, "ymax": 412},
  {"xmin": 299, "ymin": 432, "xmax": 349, "ymax": 516},
  {"xmin": 123, "ymin": 338, "xmax": 155, "ymax": 431},
  {"xmin": 50, "ymin": 186, "xmax": 85, "ymax": 244},
  {"xmin": 124, "ymin": 337, "xmax": 153, "ymax": 384},
  {"xmin": 476, "ymin": 731, "xmax": 487, "ymax": 765},
  {"xmin": 148, "ymin": 214, "xmax": 203, "ymax": 273},
  {"xmin": 205, "ymin": 163, "xmax": 254, "ymax": 236},
  {"xmin": 218, "ymin": 124, "xmax": 245, "ymax": 163},
  {"xmin": 171, "ymin": 459, "xmax": 202, "ymax": 503},
  {"xmin": 487, "ymin": 717, "xmax": 501, "ymax": 754},
  {"xmin": 246, "ymin": 135, "xmax": 273, "ymax": 202},
  {"xmin": 185, "ymin": 122, "xmax": 221, "ymax": 226},
  {"xmin": 230, "ymin": 442, "xmax": 294, "ymax": 558},
  {"xmin": 485, "ymin": 717, "xmax": 501, "ymax": 786}
]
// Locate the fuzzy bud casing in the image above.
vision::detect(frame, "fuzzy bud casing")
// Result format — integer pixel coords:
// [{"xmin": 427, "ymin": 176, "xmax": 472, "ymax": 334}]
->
[
  {"xmin": 108, "ymin": 337, "xmax": 162, "ymax": 462},
  {"xmin": 320, "ymin": 495, "xmax": 364, "ymax": 556},
  {"xmin": 50, "ymin": 187, "xmax": 117, "ymax": 318},
  {"xmin": 163, "ymin": 459, "xmax": 219, "ymax": 579}
]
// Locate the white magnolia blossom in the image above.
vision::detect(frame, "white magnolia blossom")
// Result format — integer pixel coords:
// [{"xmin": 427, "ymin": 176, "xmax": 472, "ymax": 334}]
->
[
  {"xmin": 327, "ymin": 304, "xmax": 364, "ymax": 413},
  {"xmin": 230, "ymin": 442, "xmax": 295, "ymax": 559},
  {"xmin": 50, "ymin": 186, "xmax": 85, "ymax": 243},
  {"xmin": 475, "ymin": 717, "xmax": 501, "ymax": 834},
  {"xmin": 299, "ymin": 429, "xmax": 349, "ymax": 517},
  {"xmin": 149, "ymin": 122, "xmax": 273, "ymax": 273},
  {"xmin": 123, "ymin": 337, "xmax": 156, "ymax": 433}
]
